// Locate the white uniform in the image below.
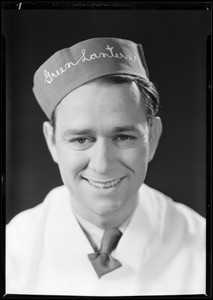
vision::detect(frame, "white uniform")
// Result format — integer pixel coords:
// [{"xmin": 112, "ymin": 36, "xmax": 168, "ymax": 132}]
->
[{"xmin": 6, "ymin": 184, "xmax": 206, "ymax": 296}]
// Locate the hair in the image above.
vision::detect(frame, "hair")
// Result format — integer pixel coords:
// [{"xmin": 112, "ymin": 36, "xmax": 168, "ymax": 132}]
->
[{"xmin": 50, "ymin": 74, "xmax": 160, "ymax": 143}]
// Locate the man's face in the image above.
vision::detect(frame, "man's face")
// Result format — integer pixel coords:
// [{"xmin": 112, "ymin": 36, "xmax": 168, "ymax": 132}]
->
[{"xmin": 44, "ymin": 82, "xmax": 160, "ymax": 227}]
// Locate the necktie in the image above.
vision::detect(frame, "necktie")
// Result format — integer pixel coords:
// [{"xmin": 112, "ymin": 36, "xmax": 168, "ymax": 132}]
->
[{"xmin": 88, "ymin": 228, "xmax": 122, "ymax": 278}]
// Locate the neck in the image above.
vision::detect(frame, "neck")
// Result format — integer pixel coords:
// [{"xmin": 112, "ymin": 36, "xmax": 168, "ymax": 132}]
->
[{"xmin": 71, "ymin": 195, "xmax": 139, "ymax": 230}]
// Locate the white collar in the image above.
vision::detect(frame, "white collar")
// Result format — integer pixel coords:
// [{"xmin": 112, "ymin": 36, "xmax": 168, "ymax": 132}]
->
[{"xmin": 73, "ymin": 210, "xmax": 133, "ymax": 251}]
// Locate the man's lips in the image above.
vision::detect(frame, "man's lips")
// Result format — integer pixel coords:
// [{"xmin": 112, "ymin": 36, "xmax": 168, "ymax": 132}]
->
[{"xmin": 82, "ymin": 176, "xmax": 125, "ymax": 189}]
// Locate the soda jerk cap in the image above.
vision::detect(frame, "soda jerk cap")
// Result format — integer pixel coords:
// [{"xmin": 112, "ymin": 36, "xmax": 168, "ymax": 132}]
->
[{"xmin": 33, "ymin": 37, "xmax": 150, "ymax": 119}]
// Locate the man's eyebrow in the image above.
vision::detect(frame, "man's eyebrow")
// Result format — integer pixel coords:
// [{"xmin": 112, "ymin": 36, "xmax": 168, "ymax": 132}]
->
[
  {"xmin": 61, "ymin": 125, "xmax": 142, "ymax": 138},
  {"xmin": 112, "ymin": 126, "xmax": 142, "ymax": 135},
  {"xmin": 61, "ymin": 129, "xmax": 93, "ymax": 138}
]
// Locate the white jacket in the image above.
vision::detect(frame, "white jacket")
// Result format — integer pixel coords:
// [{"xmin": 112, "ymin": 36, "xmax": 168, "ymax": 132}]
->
[{"xmin": 6, "ymin": 184, "xmax": 206, "ymax": 296}]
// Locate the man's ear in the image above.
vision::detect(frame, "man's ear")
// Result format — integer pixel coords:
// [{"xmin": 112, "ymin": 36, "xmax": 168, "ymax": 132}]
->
[
  {"xmin": 43, "ymin": 121, "xmax": 58, "ymax": 163},
  {"xmin": 148, "ymin": 117, "xmax": 163, "ymax": 162}
]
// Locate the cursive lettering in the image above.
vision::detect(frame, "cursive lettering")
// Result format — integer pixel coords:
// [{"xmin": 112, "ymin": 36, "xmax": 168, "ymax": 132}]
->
[{"xmin": 44, "ymin": 45, "xmax": 137, "ymax": 84}]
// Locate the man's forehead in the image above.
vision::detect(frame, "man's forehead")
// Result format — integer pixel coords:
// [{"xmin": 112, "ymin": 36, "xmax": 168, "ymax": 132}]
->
[
  {"xmin": 59, "ymin": 80, "xmax": 112, "ymax": 105},
  {"xmin": 55, "ymin": 90, "xmax": 147, "ymax": 136},
  {"xmin": 55, "ymin": 81, "xmax": 144, "ymax": 119}
]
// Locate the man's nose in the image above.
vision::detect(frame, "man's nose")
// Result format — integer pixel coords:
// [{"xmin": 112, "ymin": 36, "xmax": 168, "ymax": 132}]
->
[{"xmin": 89, "ymin": 139, "xmax": 115, "ymax": 175}]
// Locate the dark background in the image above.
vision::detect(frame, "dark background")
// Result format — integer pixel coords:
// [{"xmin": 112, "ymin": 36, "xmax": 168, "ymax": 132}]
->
[{"xmin": 2, "ymin": 4, "xmax": 211, "ymax": 224}]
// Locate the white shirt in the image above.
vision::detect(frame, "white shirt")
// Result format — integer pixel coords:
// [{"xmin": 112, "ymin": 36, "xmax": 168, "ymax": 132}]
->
[
  {"xmin": 74, "ymin": 210, "xmax": 132, "ymax": 251},
  {"xmin": 6, "ymin": 184, "xmax": 206, "ymax": 296}
]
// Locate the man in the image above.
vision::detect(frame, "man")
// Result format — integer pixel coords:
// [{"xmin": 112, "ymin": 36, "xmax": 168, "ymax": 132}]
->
[{"xmin": 6, "ymin": 37, "xmax": 205, "ymax": 296}]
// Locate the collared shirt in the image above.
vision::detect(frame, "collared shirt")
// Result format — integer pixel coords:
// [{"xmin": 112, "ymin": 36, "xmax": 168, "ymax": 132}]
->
[
  {"xmin": 6, "ymin": 184, "xmax": 206, "ymax": 296},
  {"xmin": 74, "ymin": 210, "xmax": 133, "ymax": 251}
]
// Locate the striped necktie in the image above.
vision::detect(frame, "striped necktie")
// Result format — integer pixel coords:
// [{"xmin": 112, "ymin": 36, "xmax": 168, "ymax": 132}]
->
[{"xmin": 88, "ymin": 228, "xmax": 122, "ymax": 278}]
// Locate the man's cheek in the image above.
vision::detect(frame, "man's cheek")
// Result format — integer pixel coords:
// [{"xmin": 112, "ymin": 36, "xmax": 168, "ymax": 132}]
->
[
  {"xmin": 58, "ymin": 152, "xmax": 88, "ymax": 175},
  {"xmin": 121, "ymin": 147, "xmax": 149, "ymax": 167}
]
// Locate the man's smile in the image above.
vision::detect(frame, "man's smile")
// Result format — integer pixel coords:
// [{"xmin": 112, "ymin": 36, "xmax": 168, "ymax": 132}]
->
[{"xmin": 82, "ymin": 177, "xmax": 124, "ymax": 189}]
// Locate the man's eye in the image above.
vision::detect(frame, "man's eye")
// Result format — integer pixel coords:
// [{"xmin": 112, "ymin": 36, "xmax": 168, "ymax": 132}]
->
[
  {"xmin": 70, "ymin": 137, "xmax": 93, "ymax": 145},
  {"xmin": 114, "ymin": 135, "xmax": 136, "ymax": 142}
]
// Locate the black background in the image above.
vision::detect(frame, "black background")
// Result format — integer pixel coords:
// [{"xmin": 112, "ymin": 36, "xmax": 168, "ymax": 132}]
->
[{"xmin": 2, "ymin": 3, "xmax": 211, "ymax": 224}]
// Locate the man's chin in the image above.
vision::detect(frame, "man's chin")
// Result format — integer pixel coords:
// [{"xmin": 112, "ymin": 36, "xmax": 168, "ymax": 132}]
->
[{"xmin": 90, "ymin": 197, "xmax": 122, "ymax": 216}]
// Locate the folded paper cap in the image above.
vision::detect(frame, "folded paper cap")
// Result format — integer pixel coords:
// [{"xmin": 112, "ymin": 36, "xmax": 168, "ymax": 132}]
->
[{"xmin": 33, "ymin": 37, "xmax": 149, "ymax": 119}]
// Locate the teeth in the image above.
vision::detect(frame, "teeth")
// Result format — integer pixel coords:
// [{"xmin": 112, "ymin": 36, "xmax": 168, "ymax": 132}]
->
[{"xmin": 87, "ymin": 178, "xmax": 120, "ymax": 189}]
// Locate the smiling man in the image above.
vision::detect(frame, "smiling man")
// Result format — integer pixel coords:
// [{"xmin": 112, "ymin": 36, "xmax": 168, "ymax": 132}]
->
[{"xmin": 6, "ymin": 38, "xmax": 205, "ymax": 296}]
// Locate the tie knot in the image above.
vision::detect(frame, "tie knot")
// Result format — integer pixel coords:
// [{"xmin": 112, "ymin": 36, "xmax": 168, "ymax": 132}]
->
[
  {"xmin": 88, "ymin": 228, "xmax": 122, "ymax": 278},
  {"xmin": 100, "ymin": 228, "xmax": 122, "ymax": 254}
]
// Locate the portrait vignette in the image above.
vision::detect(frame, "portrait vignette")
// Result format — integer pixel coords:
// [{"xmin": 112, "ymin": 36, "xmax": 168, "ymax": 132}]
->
[{"xmin": 1, "ymin": 2, "xmax": 212, "ymax": 298}]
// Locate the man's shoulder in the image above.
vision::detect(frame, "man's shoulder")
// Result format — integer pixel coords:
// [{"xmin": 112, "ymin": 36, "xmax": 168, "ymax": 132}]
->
[
  {"xmin": 6, "ymin": 185, "xmax": 68, "ymax": 240},
  {"xmin": 140, "ymin": 184, "xmax": 205, "ymax": 241}
]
